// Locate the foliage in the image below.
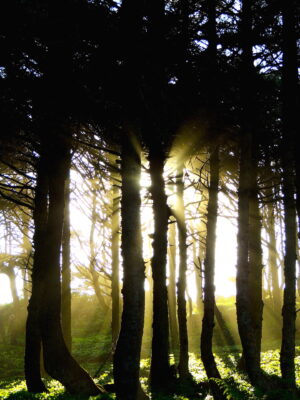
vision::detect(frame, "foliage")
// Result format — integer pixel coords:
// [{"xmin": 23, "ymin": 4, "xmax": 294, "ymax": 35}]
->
[
  {"xmin": 0, "ymin": 344, "xmax": 24, "ymax": 378},
  {"xmin": 0, "ymin": 379, "xmax": 114, "ymax": 400},
  {"xmin": 1, "ymin": 347, "xmax": 299, "ymax": 400}
]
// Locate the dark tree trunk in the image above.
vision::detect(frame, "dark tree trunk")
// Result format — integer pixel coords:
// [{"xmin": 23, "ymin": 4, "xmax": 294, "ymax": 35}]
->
[
  {"xmin": 201, "ymin": 0, "xmax": 225, "ymax": 395},
  {"xmin": 247, "ymin": 165, "xmax": 263, "ymax": 361},
  {"xmin": 61, "ymin": 170, "xmax": 72, "ymax": 351},
  {"xmin": 113, "ymin": 0, "xmax": 147, "ymax": 396},
  {"xmin": 111, "ymin": 167, "xmax": 120, "ymax": 348},
  {"xmin": 201, "ymin": 146, "xmax": 225, "ymax": 400},
  {"xmin": 236, "ymin": 134, "xmax": 261, "ymax": 385},
  {"xmin": 149, "ymin": 148, "xmax": 174, "ymax": 393},
  {"xmin": 266, "ymin": 199, "xmax": 281, "ymax": 313},
  {"xmin": 193, "ymin": 241, "xmax": 203, "ymax": 316},
  {"xmin": 280, "ymin": 0, "xmax": 298, "ymax": 388},
  {"xmin": 113, "ymin": 134, "xmax": 146, "ymax": 400},
  {"xmin": 235, "ymin": 0, "xmax": 263, "ymax": 387},
  {"xmin": 176, "ymin": 165, "xmax": 190, "ymax": 379},
  {"xmin": 25, "ymin": 154, "xmax": 48, "ymax": 393},
  {"xmin": 39, "ymin": 132, "xmax": 102, "ymax": 396},
  {"xmin": 25, "ymin": 132, "xmax": 102, "ymax": 396},
  {"xmin": 168, "ymin": 219, "xmax": 179, "ymax": 358}
]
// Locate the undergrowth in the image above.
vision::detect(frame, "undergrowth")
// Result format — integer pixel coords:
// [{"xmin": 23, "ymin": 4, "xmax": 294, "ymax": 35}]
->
[{"xmin": 0, "ymin": 347, "xmax": 299, "ymax": 400}]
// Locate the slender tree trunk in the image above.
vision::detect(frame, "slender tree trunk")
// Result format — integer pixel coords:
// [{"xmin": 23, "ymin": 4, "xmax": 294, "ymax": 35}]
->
[
  {"xmin": 248, "ymin": 166, "xmax": 263, "ymax": 361},
  {"xmin": 193, "ymin": 241, "xmax": 203, "ymax": 316},
  {"xmin": 62, "ymin": 170, "xmax": 72, "ymax": 351},
  {"xmin": 201, "ymin": 0, "xmax": 225, "ymax": 395},
  {"xmin": 113, "ymin": 134, "xmax": 147, "ymax": 400},
  {"xmin": 168, "ymin": 219, "xmax": 179, "ymax": 358},
  {"xmin": 149, "ymin": 148, "xmax": 174, "ymax": 393},
  {"xmin": 111, "ymin": 168, "xmax": 120, "ymax": 348},
  {"xmin": 21, "ymin": 210, "xmax": 31, "ymax": 305},
  {"xmin": 176, "ymin": 165, "xmax": 190, "ymax": 379},
  {"xmin": 201, "ymin": 146, "xmax": 225, "ymax": 400},
  {"xmin": 266, "ymin": 200, "xmax": 281, "ymax": 312},
  {"xmin": 280, "ymin": 0, "xmax": 298, "ymax": 388},
  {"xmin": 22, "ymin": 267, "xmax": 29, "ymax": 305}
]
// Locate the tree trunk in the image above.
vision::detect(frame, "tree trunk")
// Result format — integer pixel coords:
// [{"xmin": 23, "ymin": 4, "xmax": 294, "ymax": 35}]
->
[
  {"xmin": 201, "ymin": 146, "xmax": 225, "ymax": 400},
  {"xmin": 248, "ymin": 165, "xmax": 263, "ymax": 361},
  {"xmin": 113, "ymin": 133, "xmax": 146, "ymax": 400},
  {"xmin": 266, "ymin": 200, "xmax": 281, "ymax": 313},
  {"xmin": 111, "ymin": 167, "xmax": 120, "ymax": 348},
  {"xmin": 25, "ymin": 153, "xmax": 48, "ymax": 393},
  {"xmin": 25, "ymin": 132, "xmax": 102, "ymax": 396},
  {"xmin": 235, "ymin": 0, "xmax": 263, "ymax": 386},
  {"xmin": 236, "ymin": 132, "xmax": 261, "ymax": 385},
  {"xmin": 39, "ymin": 132, "xmax": 102, "ymax": 396},
  {"xmin": 280, "ymin": 0, "xmax": 298, "ymax": 388},
  {"xmin": 176, "ymin": 165, "xmax": 190, "ymax": 379},
  {"xmin": 21, "ymin": 210, "xmax": 31, "ymax": 305},
  {"xmin": 61, "ymin": 170, "xmax": 72, "ymax": 351},
  {"xmin": 168, "ymin": 219, "xmax": 179, "ymax": 358},
  {"xmin": 193, "ymin": 240, "xmax": 203, "ymax": 316},
  {"xmin": 149, "ymin": 148, "xmax": 174, "ymax": 393}
]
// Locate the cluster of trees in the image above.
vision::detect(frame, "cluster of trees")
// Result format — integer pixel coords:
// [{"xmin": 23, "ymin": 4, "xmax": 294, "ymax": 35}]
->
[{"xmin": 0, "ymin": 0, "xmax": 299, "ymax": 399}]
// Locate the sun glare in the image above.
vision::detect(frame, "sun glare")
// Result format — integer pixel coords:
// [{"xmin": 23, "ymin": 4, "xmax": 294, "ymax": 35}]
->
[{"xmin": 0, "ymin": 274, "xmax": 13, "ymax": 304}]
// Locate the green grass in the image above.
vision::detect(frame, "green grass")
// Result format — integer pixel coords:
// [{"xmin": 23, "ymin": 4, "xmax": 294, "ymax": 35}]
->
[{"xmin": 0, "ymin": 347, "xmax": 299, "ymax": 400}]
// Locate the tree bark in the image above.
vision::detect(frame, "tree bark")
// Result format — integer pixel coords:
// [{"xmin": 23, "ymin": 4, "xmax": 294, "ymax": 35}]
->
[
  {"xmin": 247, "ymin": 164, "xmax": 263, "ymax": 362},
  {"xmin": 176, "ymin": 165, "xmax": 190, "ymax": 379},
  {"xmin": 113, "ymin": 133, "xmax": 146, "ymax": 400},
  {"xmin": 235, "ymin": 0, "xmax": 263, "ymax": 386},
  {"xmin": 201, "ymin": 146, "xmax": 225, "ymax": 400},
  {"xmin": 111, "ymin": 166, "xmax": 120, "ymax": 348},
  {"xmin": 39, "ymin": 132, "xmax": 102, "ymax": 396},
  {"xmin": 25, "ymin": 153, "xmax": 48, "ymax": 393},
  {"xmin": 280, "ymin": 0, "xmax": 298, "ymax": 388},
  {"xmin": 193, "ymin": 240, "xmax": 203, "ymax": 316},
  {"xmin": 168, "ymin": 219, "xmax": 179, "ymax": 358},
  {"xmin": 62, "ymin": 170, "xmax": 72, "ymax": 351},
  {"xmin": 149, "ymin": 148, "xmax": 174, "ymax": 393},
  {"xmin": 25, "ymin": 132, "xmax": 102, "ymax": 396},
  {"xmin": 266, "ymin": 199, "xmax": 281, "ymax": 313}
]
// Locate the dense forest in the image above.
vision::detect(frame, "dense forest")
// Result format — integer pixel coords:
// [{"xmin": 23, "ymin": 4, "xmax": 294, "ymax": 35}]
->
[{"xmin": 0, "ymin": 0, "xmax": 299, "ymax": 399}]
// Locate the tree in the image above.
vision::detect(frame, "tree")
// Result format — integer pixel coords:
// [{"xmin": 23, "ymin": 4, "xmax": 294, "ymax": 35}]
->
[
  {"xmin": 112, "ymin": 0, "xmax": 147, "ymax": 398},
  {"xmin": 111, "ymin": 161, "xmax": 121, "ymax": 347},
  {"xmin": 113, "ymin": 133, "xmax": 146, "ymax": 400},
  {"xmin": 61, "ymin": 169, "xmax": 72, "ymax": 351},
  {"xmin": 176, "ymin": 164, "xmax": 190, "ymax": 380},
  {"xmin": 280, "ymin": 0, "xmax": 298, "ymax": 389},
  {"xmin": 201, "ymin": 146, "xmax": 225, "ymax": 400},
  {"xmin": 235, "ymin": 0, "xmax": 263, "ymax": 386}
]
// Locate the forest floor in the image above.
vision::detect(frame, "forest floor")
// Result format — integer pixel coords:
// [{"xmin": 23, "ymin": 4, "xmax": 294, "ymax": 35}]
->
[{"xmin": 0, "ymin": 337, "xmax": 300, "ymax": 400}]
